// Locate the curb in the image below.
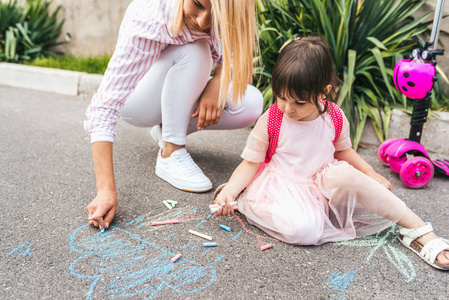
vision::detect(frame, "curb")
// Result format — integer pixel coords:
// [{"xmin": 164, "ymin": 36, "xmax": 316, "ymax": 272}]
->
[
  {"xmin": 0, "ymin": 63, "xmax": 102, "ymax": 100},
  {"xmin": 1, "ymin": 62, "xmax": 448, "ymax": 156}
]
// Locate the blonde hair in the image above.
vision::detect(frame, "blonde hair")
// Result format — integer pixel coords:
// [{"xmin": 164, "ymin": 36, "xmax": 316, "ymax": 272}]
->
[{"xmin": 171, "ymin": 0, "xmax": 258, "ymax": 107}]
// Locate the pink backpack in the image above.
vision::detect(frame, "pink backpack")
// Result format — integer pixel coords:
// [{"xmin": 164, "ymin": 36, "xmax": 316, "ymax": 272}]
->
[{"xmin": 264, "ymin": 100, "xmax": 344, "ymax": 163}]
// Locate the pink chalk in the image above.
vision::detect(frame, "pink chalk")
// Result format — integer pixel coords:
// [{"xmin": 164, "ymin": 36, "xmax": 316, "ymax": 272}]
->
[
  {"xmin": 152, "ymin": 220, "xmax": 179, "ymax": 226},
  {"xmin": 260, "ymin": 243, "xmax": 272, "ymax": 251},
  {"xmin": 170, "ymin": 253, "xmax": 182, "ymax": 263}
]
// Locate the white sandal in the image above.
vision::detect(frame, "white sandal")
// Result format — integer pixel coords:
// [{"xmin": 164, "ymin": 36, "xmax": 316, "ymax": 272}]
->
[{"xmin": 399, "ymin": 223, "xmax": 449, "ymax": 270}]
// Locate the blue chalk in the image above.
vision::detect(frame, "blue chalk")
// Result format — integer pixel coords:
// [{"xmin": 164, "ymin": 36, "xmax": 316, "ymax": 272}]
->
[
  {"xmin": 203, "ymin": 242, "xmax": 217, "ymax": 247},
  {"xmin": 219, "ymin": 224, "xmax": 231, "ymax": 232},
  {"xmin": 101, "ymin": 227, "xmax": 105, "ymax": 233}
]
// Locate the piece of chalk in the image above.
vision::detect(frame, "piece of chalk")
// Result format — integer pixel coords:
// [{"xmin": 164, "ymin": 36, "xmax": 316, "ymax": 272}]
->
[
  {"xmin": 219, "ymin": 224, "xmax": 231, "ymax": 232},
  {"xmin": 260, "ymin": 243, "xmax": 272, "ymax": 251},
  {"xmin": 170, "ymin": 253, "xmax": 182, "ymax": 263},
  {"xmin": 166, "ymin": 200, "xmax": 178, "ymax": 205},
  {"xmin": 163, "ymin": 200, "xmax": 173, "ymax": 210},
  {"xmin": 100, "ymin": 227, "xmax": 105, "ymax": 233},
  {"xmin": 189, "ymin": 229, "xmax": 212, "ymax": 241},
  {"xmin": 203, "ymin": 242, "xmax": 217, "ymax": 247},
  {"xmin": 152, "ymin": 220, "xmax": 179, "ymax": 226}
]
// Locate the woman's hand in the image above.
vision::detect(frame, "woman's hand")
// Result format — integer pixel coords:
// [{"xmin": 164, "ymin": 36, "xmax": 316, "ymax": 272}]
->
[
  {"xmin": 366, "ymin": 170, "xmax": 392, "ymax": 190},
  {"xmin": 213, "ymin": 193, "xmax": 235, "ymax": 216},
  {"xmin": 87, "ymin": 187, "xmax": 118, "ymax": 229},
  {"xmin": 192, "ymin": 76, "xmax": 221, "ymax": 130}
]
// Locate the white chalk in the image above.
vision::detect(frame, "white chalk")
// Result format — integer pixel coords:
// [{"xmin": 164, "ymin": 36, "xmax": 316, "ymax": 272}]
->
[
  {"xmin": 189, "ymin": 229, "xmax": 212, "ymax": 241},
  {"xmin": 163, "ymin": 200, "xmax": 173, "ymax": 210},
  {"xmin": 210, "ymin": 201, "xmax": 237, "ymax": 213}
]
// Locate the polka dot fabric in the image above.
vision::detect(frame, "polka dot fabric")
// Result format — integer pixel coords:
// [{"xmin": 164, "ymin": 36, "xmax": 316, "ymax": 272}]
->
[
  {"xmin": 264, "ymin": 101, "xmax": 343, "ymax": 163},
  {"xmin": 265, "ymin": 103, "xmax": 283, "ymax": 163}
]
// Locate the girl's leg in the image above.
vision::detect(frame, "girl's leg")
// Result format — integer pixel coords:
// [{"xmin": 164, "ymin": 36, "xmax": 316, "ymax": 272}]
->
[{"xmin": 318, "ymin": 164, "xmax": 449, "ymax": 264}]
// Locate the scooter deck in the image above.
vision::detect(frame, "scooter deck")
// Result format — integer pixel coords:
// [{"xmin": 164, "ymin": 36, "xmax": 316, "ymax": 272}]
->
[{"xmin": 432, "ymin": 159, "xmax": 449, "ymax": 175}]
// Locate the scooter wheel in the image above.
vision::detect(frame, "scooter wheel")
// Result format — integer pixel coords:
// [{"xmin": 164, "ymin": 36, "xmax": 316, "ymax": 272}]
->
[
  {"xmin": 399, "ymin": 157, "xmax": 434, "ymax": 189},
  {"xmin": 377, "ymin": 139, "xmax": 396, "ymax": 166}
]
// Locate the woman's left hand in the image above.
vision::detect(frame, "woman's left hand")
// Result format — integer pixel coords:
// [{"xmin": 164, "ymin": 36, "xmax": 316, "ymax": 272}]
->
[{"xmin": 192, "ymin": 68, "xmax": 222, "ymax": 130}]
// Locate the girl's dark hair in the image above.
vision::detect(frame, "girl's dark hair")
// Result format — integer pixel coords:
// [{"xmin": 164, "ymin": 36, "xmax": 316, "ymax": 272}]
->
[{"xmin": 271, "ymin": 35, "xmax": 342, "ymax": 114}]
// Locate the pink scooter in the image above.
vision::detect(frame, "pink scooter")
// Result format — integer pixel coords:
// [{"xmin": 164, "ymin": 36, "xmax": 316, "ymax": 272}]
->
[{"xmin": 378, "ymin": 0, "xmax": 449, "ymax": 188}]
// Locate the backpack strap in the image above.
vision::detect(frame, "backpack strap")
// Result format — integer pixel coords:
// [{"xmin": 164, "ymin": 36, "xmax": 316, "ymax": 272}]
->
[
  {"xmin": 264, "ymin": 101, "xmax": 343, "ymax": 164},
  {"xmin": 265, "ymin": 103, "xmax": 283, "ymax": 163},
  {"xmin": 321, "ymin": 100, "xmax": 343, "ymax": 144}
]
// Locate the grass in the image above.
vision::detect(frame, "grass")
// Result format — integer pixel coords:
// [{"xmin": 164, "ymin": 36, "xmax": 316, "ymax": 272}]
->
[{"xmin": 26, "ymin": 54, "xmax": 111, "ymax": 74}]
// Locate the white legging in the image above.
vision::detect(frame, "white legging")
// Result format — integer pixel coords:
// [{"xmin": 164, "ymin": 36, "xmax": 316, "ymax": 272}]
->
[{"xmin": 120, "ymin": 39, "xmax": 263, "ymax": 146}]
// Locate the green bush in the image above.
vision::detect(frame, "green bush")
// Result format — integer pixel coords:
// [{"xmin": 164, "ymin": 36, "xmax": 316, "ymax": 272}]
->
[
  {"xmin": 27, "ymin": 55, "xmax": 111, "ymax": 74},
  {"xmin": 0, "ymin": 0, "xmax": 65, "ymax": 62},
  {"xmin": 256, "ymin": 0, "xmax": 449, "ymax": 147}
]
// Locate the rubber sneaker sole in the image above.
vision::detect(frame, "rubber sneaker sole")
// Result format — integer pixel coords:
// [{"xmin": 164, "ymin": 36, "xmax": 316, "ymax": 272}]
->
[{"xmin": 155, "ymin": 166, "xmax": 213, "ymax": 193}]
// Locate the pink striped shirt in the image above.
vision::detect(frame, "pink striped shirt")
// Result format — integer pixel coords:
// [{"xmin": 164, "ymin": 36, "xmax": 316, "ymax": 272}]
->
[{"xmin": 84, "ymin": 0, "xmax": 223, "ymax": 143}]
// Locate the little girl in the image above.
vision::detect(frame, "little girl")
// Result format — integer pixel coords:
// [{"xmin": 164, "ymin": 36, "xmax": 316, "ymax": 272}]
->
[{"xmin": 214, "ymin": 36, "xmax": 449, "ymax": 270}]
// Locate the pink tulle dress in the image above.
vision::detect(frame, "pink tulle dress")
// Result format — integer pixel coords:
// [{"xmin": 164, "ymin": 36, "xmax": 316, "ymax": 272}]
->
[{"xmin": 237, "ymin": 109, "xmax": 406, "ymax": 245}]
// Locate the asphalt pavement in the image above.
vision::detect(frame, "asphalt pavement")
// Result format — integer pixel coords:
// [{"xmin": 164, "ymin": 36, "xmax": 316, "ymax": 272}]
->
[{"xmin": 1, "ymin": 85, "xmax": 448, "ymax": 299}]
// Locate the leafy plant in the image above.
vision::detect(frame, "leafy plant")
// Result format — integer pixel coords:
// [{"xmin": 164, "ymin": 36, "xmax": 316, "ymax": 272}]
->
[
  {"xmin": 0, "ymin": 0, "xmax": 65, "ymax": 62},
  {"xmin": 256, "ymin": 0, "xmax": 448, "ymax": 147},
  {"xmin": 27, "ymin": 54, "xmax": 111, "ymax": 74}
]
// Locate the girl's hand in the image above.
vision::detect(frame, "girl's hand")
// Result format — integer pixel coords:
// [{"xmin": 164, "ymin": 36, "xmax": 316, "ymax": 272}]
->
[
  {"xmin": 366, "ymin": 170, "xmax": 392, "ymax": 191},
  {"xmin": 86, "ymin": 188, "xmax": 118, "ymax": 229},
  {"xmin": 192, "ymin": 77, "xmax": 221, "ymax": 130},
  {"xmin": 213, "ymin": 194, "xmax": 234, "ymax": 216}
]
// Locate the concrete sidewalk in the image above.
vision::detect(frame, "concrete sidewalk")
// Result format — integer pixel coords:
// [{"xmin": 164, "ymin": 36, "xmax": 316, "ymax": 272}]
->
[
  {"xmin": 1, "ymin": 62, "xmax": 448, "ymax": 156},
  {"xmin": 1, "ymin": 85, "xmax": 448, "ymax": 299}
]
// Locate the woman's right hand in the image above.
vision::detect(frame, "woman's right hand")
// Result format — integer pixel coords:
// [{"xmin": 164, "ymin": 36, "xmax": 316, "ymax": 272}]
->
[{"xmin": 87, "ymin": 187, "xmax": 118, "ymax": 229}]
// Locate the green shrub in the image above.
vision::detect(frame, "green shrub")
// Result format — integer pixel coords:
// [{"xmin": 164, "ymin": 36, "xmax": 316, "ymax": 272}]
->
[
  {"xmin": 256, "ymin": 0, "xmax": 448, "ymax": 147},
  {"xmin": 0, "ymin": 0, "xmax": 65, "ymax": 62},
  {"xmin": 27, "ymin": 55, "xmax": 111, "ymax": 74}
]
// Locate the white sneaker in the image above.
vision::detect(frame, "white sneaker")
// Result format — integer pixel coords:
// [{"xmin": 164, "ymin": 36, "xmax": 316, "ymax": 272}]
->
[
  {"xmin": 150, "ymin": 125, "xmax": 163, "ymax": 148},
  {"xmin": 155, "ymin": 148, "xmax": 213, "ymax": 192}
]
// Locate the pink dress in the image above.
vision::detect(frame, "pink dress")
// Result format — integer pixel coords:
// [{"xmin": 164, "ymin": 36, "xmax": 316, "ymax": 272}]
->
[{"xmin": 237, "ymin": 109, "xmax": 406, "ymax": 245}]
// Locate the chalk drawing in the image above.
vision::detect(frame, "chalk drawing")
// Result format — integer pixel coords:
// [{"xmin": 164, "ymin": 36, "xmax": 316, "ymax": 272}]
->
[
  {"xmin": 125, "ymin": 215, "xmax": 146, "ymax": 227},
  {"xmin": 195, "ymin": 219, "xmax": 206, "ymax": 227},
  {"xmin": 165, "ymin": 234, "xmax": 175, "ymax": 240},
  {"xmin": 213, "ymin": 256, "xmax": 225, "ymax": 263},
  {"xmin": 232, "ymin": 230, "xmax": 243, "ymax": 241},
  {"xmin": 10, "ymin": 242, "xmax": 33, "ymax": 257},
  {"xmin": 328, "ymin": 268, "xmax": 356, "ymax": 300},
  {"xmin": 136, "ymin": 222, "xmax": 147, "ymax": 229},
  {"xmin": 202, "ymin": 249, "xmax": 210, "ymax": 256},
  {"xmin": 232, "ymin": 212, "xmax": 280, "ymax": 247},
  {"xmin": 335, "ymin": 225, "xmax": 416, "ymax": 282},
  {"xmin": 70, "ymin": 225, "xmax": 216, "ymax": 299}
]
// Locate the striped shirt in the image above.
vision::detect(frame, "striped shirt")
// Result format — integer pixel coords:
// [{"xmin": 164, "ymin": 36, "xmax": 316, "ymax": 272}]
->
[{"xmin": 84, "ymin": 0, "xmax": 223, "ymax": 143}]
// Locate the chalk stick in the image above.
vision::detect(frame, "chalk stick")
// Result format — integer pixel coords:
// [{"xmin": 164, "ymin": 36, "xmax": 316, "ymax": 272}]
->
[
  {"xmin": 163, "ymin": 200, "xmax": 173, "ymax": 210},
  {"xmin": 170, "ymin": 253, "xmax": 182, "ymax": 263},
  {"xmin": 219, "ymin": 224, "xmax": 231, "ymax": 232},
  {"xmin": 166, "ymin": 200, "xmax": 178, "ymax": 205},
  {"xmin": 152, "ymin": 220, "xmax": 179, "ymax": 226},
  {"xmin": 189, "ymin": 229, "xmax": 212, "ymax": 241},
  {"xmin": 260, "ymin": 243, "xmax": 272, "ymax": 251},
  {"xmin": 100, "ymin": 227, "xmax": 105, "ymax": 233},
  {"xmin": 203, "ymin": 242, "xmax": 217, "ymax": 247}
]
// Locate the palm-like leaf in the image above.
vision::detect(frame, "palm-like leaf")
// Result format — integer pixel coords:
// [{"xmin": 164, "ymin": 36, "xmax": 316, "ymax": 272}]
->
[{"xmin": 256, "ymin": 0, "xmax": 446, "ymax": 147}]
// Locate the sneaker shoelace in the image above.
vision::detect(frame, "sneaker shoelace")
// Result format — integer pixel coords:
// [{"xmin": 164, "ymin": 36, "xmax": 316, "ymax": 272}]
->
[{"xmin": 175, "ymin": 152, "xmax": 202, "ymax": 176}]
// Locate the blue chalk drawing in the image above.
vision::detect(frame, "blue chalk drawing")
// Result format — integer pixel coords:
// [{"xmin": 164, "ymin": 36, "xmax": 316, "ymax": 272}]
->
[
  {"xmin": 195, "ymin": 220, "xmax": 206, "ymax": 227},
  {"xmin": 10, "ymin": 242, "xmax": 33, "ymax": 257},
  {"xmin": 328, "ymin": 268, "xmax": 356, "ymax": 300},
  {"xmin": 213, "ymin": 256, "xmax": 225, "ymax": 263},
  {"xmin": 180, "ymin": 241, "xmax": 192, "ymax": 250},
  {"xmin": 70, "ymin": 225, "xmax": 216, "ymax": 299},
  {"xmin": 202, "ymin": 249, "xmax": 210, "ymax": 256},
  {"xmin": 232, "ymin": 230, "xmax": 242, "ymax": 241},
  {"xmin": 336, "ymin": 225, "xmax": 416, "ymax": 282},
  {"xmin": 172, "ymin": 211, "xmax": 182, "ymax": 217},
  {"xmin": 188, "ymin": 245, "xmax": 198, "ymax": 253},
  {"xmin": 165, "ymin": 234, "xmax": 175, "ymax": 240},
  {"xmin": 136, "ymin": 222, "xmax": 147, "ymax": 229},
  {"xmin": 125, "ymin": 215, "xmax": 146, "ymax": 227}
]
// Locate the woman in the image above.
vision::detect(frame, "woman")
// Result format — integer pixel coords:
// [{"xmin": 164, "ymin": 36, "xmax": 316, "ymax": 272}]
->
[{"xmin": 84, "ymin": 0, "xmax": 263, "ymax": 229}]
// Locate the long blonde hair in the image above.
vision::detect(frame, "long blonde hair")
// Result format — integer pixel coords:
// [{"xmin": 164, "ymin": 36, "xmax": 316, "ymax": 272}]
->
[{"xmin": 171, "ymin": 0, "xmax": 258, "ymax": 107}]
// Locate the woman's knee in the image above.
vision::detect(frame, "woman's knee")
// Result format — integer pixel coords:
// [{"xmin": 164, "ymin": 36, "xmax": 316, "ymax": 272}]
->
[
  {"xmin": 244, "ymin": 85, "xmax": 264, "ymax": 119},
  {"xmin": 176, "ymin": 39, "xmax": 213, "ymax": 70}
]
